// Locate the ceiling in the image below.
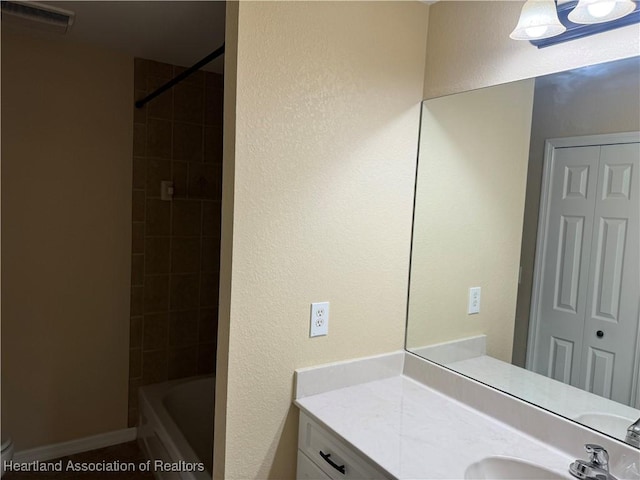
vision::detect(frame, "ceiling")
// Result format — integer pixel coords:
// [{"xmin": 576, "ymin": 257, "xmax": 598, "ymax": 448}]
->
[{"xmin": 3, "ymin": 1, "xmax": 226, "ymax": 73}]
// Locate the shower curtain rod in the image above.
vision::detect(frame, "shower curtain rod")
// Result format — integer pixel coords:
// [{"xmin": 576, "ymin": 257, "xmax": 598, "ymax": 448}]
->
[{"xmin": 135, "ymin": 43, "xmax": 225, "ymax": 109}]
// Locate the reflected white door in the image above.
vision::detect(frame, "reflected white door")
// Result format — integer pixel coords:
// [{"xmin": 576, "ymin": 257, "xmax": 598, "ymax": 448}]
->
[
  {"xmin": 580, "ymin": 143, "xmax": 639, "ymax": 403},
  {"xmin": 530, "ymin": 136, "xmax": 640, "ymax": 407}
]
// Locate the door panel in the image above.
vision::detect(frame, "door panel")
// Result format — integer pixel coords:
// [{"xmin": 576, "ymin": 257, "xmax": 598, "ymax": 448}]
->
[
  {"xmin": 584, "ymin": 346, "xmax": 615, "ymax": 398},
  {"xmin": 564, "ymin": 165, "xmax": 590, "ymax": 199},
  {"xmin": 591, "ymin": 217, "xmax": 627, "ymax": 321},
  {"xmin": 555, "ymin": 215, "xmax": 585, "ymax": 313},
  {"xmin": 549, "ymin": 336, "xmax": 574, "ymax": 383},
  {"xmin": 602, "ymin": 163, "xmax": 632, "ymax": 200}
]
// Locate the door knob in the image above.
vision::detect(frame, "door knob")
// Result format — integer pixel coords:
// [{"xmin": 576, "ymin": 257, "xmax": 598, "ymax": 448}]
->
[{"xmin": 596, "ymin": 330, "xmax": 604, "ymax": 338}]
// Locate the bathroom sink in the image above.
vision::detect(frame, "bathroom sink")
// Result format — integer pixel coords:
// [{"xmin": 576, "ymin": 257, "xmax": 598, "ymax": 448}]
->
[
  {"xmin": 465, "ymin": 456, "xmax": 571, "ymax": 479},
  {"xmin": 573, "ymin": 413, "xmax": 633, "ymax": 440}
]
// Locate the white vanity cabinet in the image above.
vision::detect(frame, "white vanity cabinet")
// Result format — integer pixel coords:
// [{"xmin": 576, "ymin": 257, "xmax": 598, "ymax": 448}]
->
[
  {"xmin": 297, "ymin": 452, "xmax": 331, "ymax": 480},
  {"xmin": 297, "ymin": 412, "xmax": 391, "ymax": 480}
]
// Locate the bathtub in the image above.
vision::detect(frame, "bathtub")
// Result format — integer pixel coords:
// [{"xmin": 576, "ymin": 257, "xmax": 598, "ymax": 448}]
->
[{"xmin": 138, "ymin": 376, "xmax": 214, "ymax": 480}]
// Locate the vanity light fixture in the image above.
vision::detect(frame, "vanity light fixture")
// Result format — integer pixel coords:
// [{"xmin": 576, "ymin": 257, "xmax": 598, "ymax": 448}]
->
[
  {"xmin": 568, "ymin": 0, "xmax": 636, "ymax": 24},
  {"xmin": 511, "ymin": 0, "xmax": 640, "ymax": 47},
  {"xmin": 510, "ymin": 0, "xmax": 566, "ymax": 40}
]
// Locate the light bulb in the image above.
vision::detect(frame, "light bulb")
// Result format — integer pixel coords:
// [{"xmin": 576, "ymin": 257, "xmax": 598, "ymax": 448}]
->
[
  {"xmin": 525, "ymin": 25, "xmax": 550, "ymax": 37},
  {"xmin": 568, "ymin": 0, "xmax": 636, "ymax": 24},
  {"xmin": 587, "ymin": 1, "xmax": 616, "ymax": 17}
]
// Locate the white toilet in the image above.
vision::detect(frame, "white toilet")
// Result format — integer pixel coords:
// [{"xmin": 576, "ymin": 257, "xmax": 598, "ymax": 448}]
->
[{"xmin": 1, "ymin": 436, "xmax": 14, "ymax": 477}]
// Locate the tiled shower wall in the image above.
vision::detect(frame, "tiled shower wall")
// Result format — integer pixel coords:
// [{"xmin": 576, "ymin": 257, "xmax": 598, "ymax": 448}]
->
[{"xmin": 128, "ymin": 58, "xmax": 223, "ymax": 426}]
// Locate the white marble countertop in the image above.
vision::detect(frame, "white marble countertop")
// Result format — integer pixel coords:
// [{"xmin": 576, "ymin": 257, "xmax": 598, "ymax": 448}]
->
[{"xmin": 295, "ymin": 374, "xmax": 574, "ymax": 479}]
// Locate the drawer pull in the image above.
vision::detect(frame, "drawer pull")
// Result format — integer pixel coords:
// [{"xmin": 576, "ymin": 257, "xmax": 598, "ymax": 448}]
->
[{"xmin": 319, "ymin": 451, "xmax": 346, "ymax": 475}]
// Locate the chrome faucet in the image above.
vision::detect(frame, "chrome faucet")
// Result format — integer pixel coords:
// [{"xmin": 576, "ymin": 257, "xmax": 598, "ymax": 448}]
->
[
  {"xmin": 626, "ymin": 417, "xmax": 640, "ymax": 447},
  {"xmin": 569, "ymin": 444, "xmax": 618, "ymax": 480}
]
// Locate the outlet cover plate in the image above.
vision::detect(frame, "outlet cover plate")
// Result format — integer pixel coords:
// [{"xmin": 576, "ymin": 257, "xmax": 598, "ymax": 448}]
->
[
  {"xmin": 310, "ymin": 302, "xmax": 329, "ymax": 337},
  {"xmin": 468, "ymin": 287, "xmax": 481, "ymax": 315}
]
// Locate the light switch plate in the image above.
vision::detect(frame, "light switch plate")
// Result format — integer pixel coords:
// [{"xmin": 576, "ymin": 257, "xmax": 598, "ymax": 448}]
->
[{"xmin": 310, "ymin": 302, "xmax": 329, "ymax": 337}]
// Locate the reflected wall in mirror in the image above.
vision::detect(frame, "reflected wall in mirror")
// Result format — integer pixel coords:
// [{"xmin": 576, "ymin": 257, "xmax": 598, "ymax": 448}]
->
[{"xmin": 406, "ymin": 56, "xmax": 640, "ymax": 447}]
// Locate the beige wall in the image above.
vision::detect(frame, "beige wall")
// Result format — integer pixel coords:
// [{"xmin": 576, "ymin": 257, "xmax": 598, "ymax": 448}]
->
[
  {"xmin": 512, "ymin": 58, "xmax": 640, "ymax": 366},
  {"xmin": 214, "ymin": 2, "xmax": 429, "ymax": 478},
  {"xmin": 406, "ymin": 79, "xmax": 534, "ymax": 362},
  {"xmin": 424, "ymin": 1, "xmax": 640, "ymax": 99},
  {"xmin": 1, "ymin": 31, "xmax": 132, "ymax": 450}
]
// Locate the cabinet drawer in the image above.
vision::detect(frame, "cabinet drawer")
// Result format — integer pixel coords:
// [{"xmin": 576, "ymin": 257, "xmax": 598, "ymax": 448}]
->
[
  {"xmin": 298, "ymin": 412, "xmax": 389, "ymax": 480},
  {"xmin": 298, "ymin": 450, "xmax": 332, "ymax": 480}
]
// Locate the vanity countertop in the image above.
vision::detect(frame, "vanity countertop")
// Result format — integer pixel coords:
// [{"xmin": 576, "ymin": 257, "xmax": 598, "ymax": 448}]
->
[{"xmin": 295, "ymin": 374, "xmax": 574, "ymax": 479}]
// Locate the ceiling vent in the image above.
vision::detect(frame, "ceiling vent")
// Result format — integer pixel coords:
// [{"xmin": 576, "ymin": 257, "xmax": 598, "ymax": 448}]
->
[{"xmin": 1, "ymin": 1, "xmax": 75, "ymax": 33}]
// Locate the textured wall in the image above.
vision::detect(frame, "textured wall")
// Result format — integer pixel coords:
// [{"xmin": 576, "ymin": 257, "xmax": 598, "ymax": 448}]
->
[
  {"xmin": 406, "ymin": 79, "xmax": 534, "ymax": 362},
  {"xmin": 424, "ymin": 1, "xmax": 640, "ymax": 98},
  {"xmin": 1, "ymin": 31, "xmax": 132, "ymax": 450},
  {"xmin": 215, "ymin": 2, "xmax": 429, "ymax": 478}
]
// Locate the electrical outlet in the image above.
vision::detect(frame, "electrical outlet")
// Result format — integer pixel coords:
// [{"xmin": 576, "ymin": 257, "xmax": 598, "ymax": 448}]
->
[
  {"xmin": 310, "ymin": 302, "xmax": 329, "ymax": 337},
  {"xmin": 468, "ymin": 287, "xmax": 481, "ymax": 315}
]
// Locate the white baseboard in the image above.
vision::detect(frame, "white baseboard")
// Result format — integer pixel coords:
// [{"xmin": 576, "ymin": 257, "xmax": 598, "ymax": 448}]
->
[{"xmin": 13, "ymin": 427, "xmax": 137, "ymax": 463}]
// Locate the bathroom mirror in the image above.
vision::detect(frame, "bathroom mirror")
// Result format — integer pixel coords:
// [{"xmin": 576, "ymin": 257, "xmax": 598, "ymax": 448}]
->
[{"xmin": 406, "ymin": 56, "xmax": 640, "ymax": 447}]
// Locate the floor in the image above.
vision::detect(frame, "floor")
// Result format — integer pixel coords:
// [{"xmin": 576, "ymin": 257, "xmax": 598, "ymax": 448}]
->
[{"xmin": 4, "ymin": 442, "xmax": 154, "ymax": 479}]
